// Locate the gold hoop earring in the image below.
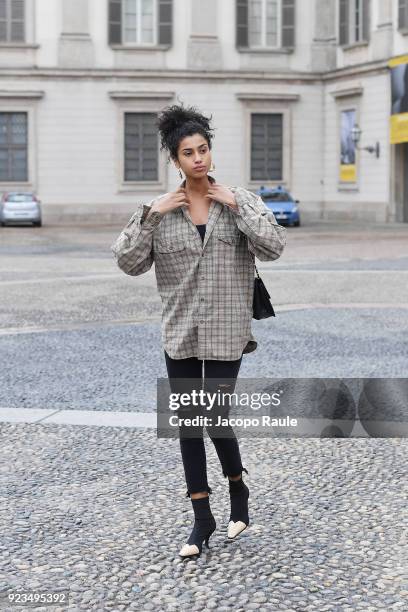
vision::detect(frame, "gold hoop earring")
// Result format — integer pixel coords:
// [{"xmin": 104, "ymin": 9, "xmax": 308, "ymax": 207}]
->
[
  {"xmin": 209, "ymin": 161, "xmax": 216, "ymax": 172},
  {"xmin": 178, "ymin": 168, "xmax": 183, "ymax": 179}
]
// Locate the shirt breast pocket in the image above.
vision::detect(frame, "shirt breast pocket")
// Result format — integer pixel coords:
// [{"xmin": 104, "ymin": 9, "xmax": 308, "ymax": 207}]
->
[
  {"xmin": 154, "ymin": 239, "xmax": 187, "ymax": 283},
  {"xmin": 215, "ymin": 228, "xmax": 242, "ymax": 249},
  {"xmin": 217, "ymin": 233, "xmax": 240, "ymax": 245},
  {"xmin": 214, "ymin": 230, "xmax": 243, "ymax": 268},
  {"xmin": 156, "ymin": 240, "xmax": 186, "ymax": 254}
]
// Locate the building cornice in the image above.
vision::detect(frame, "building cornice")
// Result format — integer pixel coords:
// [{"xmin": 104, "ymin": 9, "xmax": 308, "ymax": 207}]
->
[
  {"xmin": 330, "ymin": 86, "xmax": 364, "ymax": 98},
  {"xmin": 108, "ymin": 91, "xmax": 174, "ymax": 99},
  {"xmin": 0, "ymin": 89, "xmax": 45, "ymax": 98},
  {"xmin": 321, "ymin": 59, "xmax": 389, "ymax": 82},
  {"xmin": 236, "ymin": 92, "xmax": 300, "ymax": 102},
  {"xmin": 0, "ymin": 59, "xmax": 390, "ymax": 83}
]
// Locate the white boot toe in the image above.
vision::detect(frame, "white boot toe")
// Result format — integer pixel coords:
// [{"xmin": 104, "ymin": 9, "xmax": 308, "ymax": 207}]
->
[
  {"xmin": 179, "ymin": 543, "xmax": 200, "ymax": 557},
  {"xmin": 227, "ymin": 520, "xmax": 248, "ymax": 539}
]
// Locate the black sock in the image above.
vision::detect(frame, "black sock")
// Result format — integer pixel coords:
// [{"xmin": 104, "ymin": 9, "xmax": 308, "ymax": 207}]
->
[
  {"xmin": 188, "ymin": 497, "xmax": 216, "ymax": 545},
  {"xmin": 229, "ymin": 477, "xmax": 249, "ymax": 524},
  {"xmin": 191, "ymin": 496, "xmax": 213, "ymax": 520}
]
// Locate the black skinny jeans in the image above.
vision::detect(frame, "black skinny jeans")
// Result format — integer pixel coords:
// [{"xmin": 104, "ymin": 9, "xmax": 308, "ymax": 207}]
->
[{"xmin": 164, "ymin": 349, "xmax": 248, "ymax": 498}]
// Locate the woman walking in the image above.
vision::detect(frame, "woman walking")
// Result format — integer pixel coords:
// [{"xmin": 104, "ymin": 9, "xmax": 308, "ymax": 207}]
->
[{"xmin": 111, "ymin": 103, "xmax": 286, "ymax": 558}]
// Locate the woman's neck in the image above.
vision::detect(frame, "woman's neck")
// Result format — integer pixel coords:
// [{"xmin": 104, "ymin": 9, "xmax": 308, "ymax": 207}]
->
[{"xmin": 185, "ymin": 175, "xmax": 211, "ymax": 197}]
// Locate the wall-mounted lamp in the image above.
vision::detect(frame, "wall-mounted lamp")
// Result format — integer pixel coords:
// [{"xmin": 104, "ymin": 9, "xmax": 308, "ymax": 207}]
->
[{"xmin": 351, "ymin": 124, "xmax": 380, "ymax": 158}]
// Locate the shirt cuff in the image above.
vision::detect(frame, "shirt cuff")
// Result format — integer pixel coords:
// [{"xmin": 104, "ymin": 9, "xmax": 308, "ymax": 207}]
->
[
  {"xmin": 231, "ymin": 191, "xmax": 252, "ymax": 217},
  {"xmin": 140, "ymin": 204, "xmax": 164, "ymax": 228},
  {"xmin": 229, "ymin": 204, "xmax": 242, "ymax": 216}
]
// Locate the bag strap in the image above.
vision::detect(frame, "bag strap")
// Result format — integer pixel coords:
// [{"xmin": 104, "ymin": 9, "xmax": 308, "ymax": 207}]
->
[{"xmin": 247, "ymin": 237, "xmax": 260, "ymax": 279}]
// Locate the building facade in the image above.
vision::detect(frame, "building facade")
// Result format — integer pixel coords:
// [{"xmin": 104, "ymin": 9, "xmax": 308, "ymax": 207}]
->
[{"xmin": 0, "ymin": 0, "xmax": 407, "ymax": 224}]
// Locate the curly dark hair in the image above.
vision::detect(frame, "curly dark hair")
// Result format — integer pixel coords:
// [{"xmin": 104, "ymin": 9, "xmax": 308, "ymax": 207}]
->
[{"xmin": 156, "ymin": 103, "xmax": 215, "ymax": 162}]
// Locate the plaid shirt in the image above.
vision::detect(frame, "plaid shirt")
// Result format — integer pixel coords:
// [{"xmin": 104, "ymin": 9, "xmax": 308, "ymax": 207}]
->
[{"xmin": 110, "ymin": 176, "xmax": 286, "ymax": 360}]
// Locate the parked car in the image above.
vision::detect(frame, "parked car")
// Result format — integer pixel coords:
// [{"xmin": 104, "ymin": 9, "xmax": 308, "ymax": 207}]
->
[
  {"xmin": 0, "ymin": 192, "xmax": 42, "ymax": 226},
  {"xmin": 256, "ymin": 185, "xmax": 300, "ymax": 226}
]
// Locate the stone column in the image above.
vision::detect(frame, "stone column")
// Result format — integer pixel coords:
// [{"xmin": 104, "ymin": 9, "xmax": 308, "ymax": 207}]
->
[
  {"xmin": 187, "ymin": 0, "xmax": 222, "ymax": 70},
  {"xmin": 378, "ymin": 0, "xmax": 392, "ymax": 25},
  {"xmin": 311, "ymin": 0, "xmax": 337, "ymax": 72},
  {"xmin": 58, "ymin": 0, "xmax": 94, "ymax": 68},
  {"xmin": 374, "ymin": 0, "xmax": 393, "ymax": 60}
]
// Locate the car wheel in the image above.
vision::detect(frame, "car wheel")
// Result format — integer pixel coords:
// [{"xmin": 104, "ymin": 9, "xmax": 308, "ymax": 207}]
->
[
  {"xmin": 293, "ymin": 220, "xmax": 300, "ymax": 227},
  {"xmin": 34, "ymin": 221, "xmax": 42, "ymax": 227}
]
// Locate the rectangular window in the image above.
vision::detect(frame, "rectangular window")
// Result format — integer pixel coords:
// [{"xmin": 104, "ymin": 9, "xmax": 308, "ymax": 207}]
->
[
  {"xmin": 355, "ymin": 0, "xmax": 361, "ymax": 40},
  {"xmin": 339, "ymin": 0, "xmax": 370, "ymax": 45},
  {"xmin": 0, "ymin": 0, "xmax": 25, "ymax": 43},
  {"xmin": 250, "ymin": 113, "xmax": 283, "ymax": 181},
  {"xmin": 0, "ymin": 112, "xmax": 28, "ymax": 182},
  {"xmin": 109, "ymin": 0, "xmax": 172, "ymax": 46},
  {"xmin": 249, "ymin": 0, "xmax": 279, "ymax": 48},
  {"xmin": 123, "ymin": 0, "xmax": 156, "ymax": 44},
  {"xmin": 352, "ymin": 0, "xmax": 365, "ymax": 42},
  {"xmin": 399, "ymin": 0, "xmax": 408, "ymax": 30},
  {"xmin": 124, "ymin": 112, "xmax": 158, "ymax": 182}
]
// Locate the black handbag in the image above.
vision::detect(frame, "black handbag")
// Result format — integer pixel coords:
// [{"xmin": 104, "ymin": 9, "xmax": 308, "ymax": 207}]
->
[{"xmin": 250, "ymin": 252, "xmax": 276, "ymax": 319}]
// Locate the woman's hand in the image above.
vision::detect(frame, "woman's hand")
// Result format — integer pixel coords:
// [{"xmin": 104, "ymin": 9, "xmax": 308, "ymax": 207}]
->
[
  {"xmin": 204, "ymin": 182, "xmax": 238, "ymax": 211},
  {"xmin": 149, "ymin": 187, "xmax": 191, "ymax": 216}
]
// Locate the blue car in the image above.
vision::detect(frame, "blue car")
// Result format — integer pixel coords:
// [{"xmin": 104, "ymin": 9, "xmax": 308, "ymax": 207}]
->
[{"xmin": 256, "ymin": 185, "xmax": 300, "ymax": 227}]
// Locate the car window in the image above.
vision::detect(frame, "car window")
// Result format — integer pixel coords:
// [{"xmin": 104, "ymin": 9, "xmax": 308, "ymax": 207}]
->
[
  {"xmin": 261, "ymin": 193, "xmax": 292, "ymax": 202},
  {"xmin": 6, "ymin": 194, "xmax": 33, "ymax": 202}
]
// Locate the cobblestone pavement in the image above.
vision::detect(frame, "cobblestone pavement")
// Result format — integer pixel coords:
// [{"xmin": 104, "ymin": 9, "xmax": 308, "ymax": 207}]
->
[
  {"xmin": 1, "ymin": 221, "xmax": 407, "ymax": 610},
  {"xmin": 1, "ymin": 423, "xmax": 407, "ymax": 611},
  {"xmin": 0, "ymin": 307, "xmax": 407, "ymax": 412}
]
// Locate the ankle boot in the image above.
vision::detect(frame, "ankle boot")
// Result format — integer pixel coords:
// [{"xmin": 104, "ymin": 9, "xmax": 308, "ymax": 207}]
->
[
  {"xmin": 227, "ymin": 472, "xmax": 249, "ymax": 539},
  {"xmin": 179, "ymin": 495, "xmax": 217, "ymax": 558}
]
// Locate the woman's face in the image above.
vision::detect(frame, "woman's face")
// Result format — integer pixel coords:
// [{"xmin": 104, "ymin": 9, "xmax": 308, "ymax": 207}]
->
[{"xmin": 176, "ymin": 133, "xmax": 211, "ymax": 178}]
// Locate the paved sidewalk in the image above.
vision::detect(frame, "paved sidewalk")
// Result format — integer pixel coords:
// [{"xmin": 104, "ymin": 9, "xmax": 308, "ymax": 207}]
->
[
  {"xmin": 1, "ymin": 222, "xmax": 407, "ymax": 610},
  {"xmin": 0, "ymin": 406, "xmax": 393, "ymax": 437},
  {"xmin": 1, "ymin": 420, "xmax": 407, "ymax": 611}
]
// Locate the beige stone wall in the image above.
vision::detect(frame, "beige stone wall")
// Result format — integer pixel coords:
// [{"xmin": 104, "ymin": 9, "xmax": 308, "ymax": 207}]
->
[{"xmin": 0, "ymin": 0, "xmax": 400, "ymax": 223}]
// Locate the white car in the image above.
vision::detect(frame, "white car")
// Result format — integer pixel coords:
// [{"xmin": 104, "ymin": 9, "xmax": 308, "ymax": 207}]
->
[{"xmin": 0, "ymin": 192, "xmax": 42, "ymax": 226}]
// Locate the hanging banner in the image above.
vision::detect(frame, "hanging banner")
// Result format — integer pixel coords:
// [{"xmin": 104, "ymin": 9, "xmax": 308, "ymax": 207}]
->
[
  {"xmin": 340, "ymin": 109, "xmax": 357, "ymax": 182},
  {"xmin": 389, "ymin": 54, "xmax": 408, "ymax": 144}
]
